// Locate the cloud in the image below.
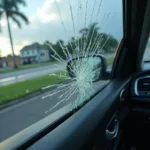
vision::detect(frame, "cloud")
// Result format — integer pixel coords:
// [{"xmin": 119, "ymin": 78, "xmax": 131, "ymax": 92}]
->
[
  {"xmin": 31, "ymin": 0, "xmax": 62, "ymax": 24},
  {"xmin": 0, "ymin": 0, "xmax": 123, "ymax": 56},
  {"xmin": 37, "ymin": 11, "xmax": 58, "ymax": 23},
  {"xmin": 0, "ymin": 36, "xmax": 30, "ymax": 56},
  {"xmin": 0, "ymin": 19, "xmax": 7, "ymax": 27},
  {"xmin": 0, "ymin": 37, "xmax": 10, "ymax": 56}
]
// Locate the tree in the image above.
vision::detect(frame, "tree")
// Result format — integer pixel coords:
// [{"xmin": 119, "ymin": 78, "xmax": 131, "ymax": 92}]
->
[
  {"xmin": 53, "ymin": 40, "xmax": 66, "ymax": 59},
  {"xmin": 0, "ymin": 0, "xmax": 29, "ymax": 68},
  {"xmin": 104, "ymin": 35, "xmax": 118, "ymax": 51},
  {"xmin": 43, "ymin": 41, "xmax": 54, "ymax": 59},
  {"xmin": 79, "ymin": 23, "xmax": 118, "ymax": 53},
  {"xmin": 79, "ymin": 22, "xmax": 100, "ymax": 52},
  {"xmin": 7, "ymin": 54, "xmax": 12, "ymax": 57},
  {"xmin": 66, "ymin": 37, "xmax": 76, "ymax": 55},
  {"xmin": 44, "ymin": 40, "xmax": 67, "ymax": 60},
  {"xmin": 98, "ymin": 33, "xmax": 118, "ymax": 52}
]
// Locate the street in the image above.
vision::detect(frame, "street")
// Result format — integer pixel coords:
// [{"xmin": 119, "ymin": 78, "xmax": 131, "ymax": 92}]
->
[
  {"xmin": 0, "ymin": 54, "xmax": 114, "ymax": 86},
  {"xmin": 0, "ymin": 64, "xmax": 65, "ymax": 86},
  {"xmin": 0, "ymin": 80, "xmax": 108, "ymax": 142}
]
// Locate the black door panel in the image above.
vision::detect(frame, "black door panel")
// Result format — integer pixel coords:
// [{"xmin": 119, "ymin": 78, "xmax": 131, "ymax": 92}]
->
[{"xmin": 27, "ymin": 79, "xmax": 131, "ymax": 150}]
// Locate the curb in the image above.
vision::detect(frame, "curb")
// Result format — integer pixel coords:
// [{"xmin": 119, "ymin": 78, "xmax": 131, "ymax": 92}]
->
[{"xmin": 0, "ymin": 79, "xmax": 71, "ymax": 111}]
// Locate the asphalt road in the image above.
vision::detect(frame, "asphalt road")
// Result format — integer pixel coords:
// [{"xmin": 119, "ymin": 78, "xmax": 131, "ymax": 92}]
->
[
  {"xmin": 0, "ymin": 80, "xmax": 108, "ymax": 142},
  {"xmin": 0, "ymin": 64, "xmax": 65, "ymax": 86}
]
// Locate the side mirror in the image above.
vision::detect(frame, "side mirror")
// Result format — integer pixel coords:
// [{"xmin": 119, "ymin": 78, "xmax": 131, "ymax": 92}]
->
[{"xmin": 66, "ymin": 55, "xmax": 108, "ymax": 82}]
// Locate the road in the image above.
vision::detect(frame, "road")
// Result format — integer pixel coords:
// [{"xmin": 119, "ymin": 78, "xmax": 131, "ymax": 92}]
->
[
  {"xmin": 0, "ymin": 80, "xmax": 108, "ymax": 142},
  {"xmin": 0, "ymin": 64, "xmax": 65, "ymax": 86},
  {"xmin": 0, "ymin": 54, "xmax": 114, "ymax": 86}
]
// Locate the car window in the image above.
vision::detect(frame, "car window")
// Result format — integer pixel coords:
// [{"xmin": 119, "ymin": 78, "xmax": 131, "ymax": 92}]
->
[
  {"xmin": 143, "ymin": 38, "xmax": 150, "ymax": 62},
  {"xmin": 0, "ymin": 0, "xmax": 122, "ymax": 142}
]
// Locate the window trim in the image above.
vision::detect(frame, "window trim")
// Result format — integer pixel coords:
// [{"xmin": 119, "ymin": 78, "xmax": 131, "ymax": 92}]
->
[
  {"xmin": 137, "ymin": 0, "xmax": 150, "ymax": 71},
  {"xmin": 0, "ymin": 104, "xmax": 72, "ymax": 150}
]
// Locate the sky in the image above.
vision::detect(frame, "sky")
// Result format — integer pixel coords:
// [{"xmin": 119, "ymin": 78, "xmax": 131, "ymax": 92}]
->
[{"xmin": 0, "ymin": 0, "xmax": 123, "ymax": 56}]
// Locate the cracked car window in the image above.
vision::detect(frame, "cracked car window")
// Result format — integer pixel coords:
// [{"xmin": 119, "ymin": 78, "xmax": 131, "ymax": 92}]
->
[{"xmin": 0, "ymin": 0, "xmax": 122, "ymax": 142}]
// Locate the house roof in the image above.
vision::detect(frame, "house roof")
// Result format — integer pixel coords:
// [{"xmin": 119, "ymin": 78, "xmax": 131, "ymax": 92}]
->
[{"xmin": 20, "ymin": 43, "xmax": 47, "ymax": 52}]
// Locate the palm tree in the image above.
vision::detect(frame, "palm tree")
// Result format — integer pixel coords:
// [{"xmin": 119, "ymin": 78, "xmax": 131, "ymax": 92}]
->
[
  {"xmin": 80, "ymin": 23, "xmax": 100, "ymax": 38},
  {"xmin": 0, "ymin": 0, "xmax": 29, "ymax": 68},
  {"xmin": 79, "ymin": 23, "xmax": 119, "ymax": 53},
  {"xmin": 79, "ymin": 22, "xmax": 100, "ymax": 52},
  {"xmin": 101, "ymin": 34, "xmax": 118, "ymax": 52}
]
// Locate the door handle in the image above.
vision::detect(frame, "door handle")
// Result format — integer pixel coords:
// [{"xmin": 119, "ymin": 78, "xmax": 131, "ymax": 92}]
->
[{"xmin": 106, "ymin": 115, "xmax": 119, "ymax": 140}]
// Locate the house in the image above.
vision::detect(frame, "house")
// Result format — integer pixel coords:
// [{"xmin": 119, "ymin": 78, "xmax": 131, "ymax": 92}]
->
[
  {"xmin": 20, "ymin": 43, "xmax": 50, "ymax": 64},
  {"xmin": 0, "ymin": 56, "xmax": 21, "ymax": 68}
]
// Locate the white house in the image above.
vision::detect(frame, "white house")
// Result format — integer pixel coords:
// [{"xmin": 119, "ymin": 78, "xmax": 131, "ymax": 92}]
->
[{"xmin": 20, "ymin": 43, "xmax": 50, "ymax": 64}]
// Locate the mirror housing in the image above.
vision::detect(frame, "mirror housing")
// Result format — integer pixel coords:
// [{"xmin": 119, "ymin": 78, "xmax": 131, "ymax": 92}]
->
[{"xmin": 66, "ymin": 55, "xmax": 108, "ymax": 82}]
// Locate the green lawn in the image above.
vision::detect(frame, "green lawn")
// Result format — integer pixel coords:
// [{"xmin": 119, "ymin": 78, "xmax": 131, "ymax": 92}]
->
[
  {"xmin": 0, "ymin": 61, "xmax": 57, "ymax": 73},
  {"xmin": 0, "ymin": 57, "xmax": 115, "ymax": 105},
  {"xmin": 0, "ymin": 68, "xmax": 15, "ymax": 73},
  {"xmin": 0, "ymin": 71, "xmax": 66, "ymax": 105},
  {"xmin": 19, "ymin": 61, "xmax": 57, "ymax": 69},
  {"xmin": 107, "ymin": 57, "xmax": 114, "ymax": 65}
]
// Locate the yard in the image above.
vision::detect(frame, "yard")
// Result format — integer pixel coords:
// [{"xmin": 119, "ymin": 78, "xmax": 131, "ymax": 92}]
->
[
  {"xmin": 0, "ymin": 71, "xmax": 66, "ymax": 105},
  {"xmin": 107, "ymin": 57, "xmax": 114, "ymax": 65}
]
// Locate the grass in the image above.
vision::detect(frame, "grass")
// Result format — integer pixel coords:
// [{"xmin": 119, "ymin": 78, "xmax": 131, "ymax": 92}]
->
[
  {"xmin": 19, "ymin": 61, "xmax": 57, "ymax": 69},
  {"xmin": 0, "ymin": 61, "xmax": 56, "ymax": 73},
  {"xmin": 107, "ymin": 57, "xmax": 114, "ymax": 65},
  {"xmin": 0, "ymin": 57, "xmax": 115, "ymax": 105},
  {"xmin": 0, "ymin": 71, "xmax": 66, "ymax": 105},
  {"xmin": 0, "ymin": 68, "xmax": 15, "ymax": 73}
]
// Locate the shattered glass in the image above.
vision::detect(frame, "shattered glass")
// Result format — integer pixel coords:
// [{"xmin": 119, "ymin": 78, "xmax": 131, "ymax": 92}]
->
[{"xmin": 42, "ymin": 0, "xmax": 119, "ymax": 113}]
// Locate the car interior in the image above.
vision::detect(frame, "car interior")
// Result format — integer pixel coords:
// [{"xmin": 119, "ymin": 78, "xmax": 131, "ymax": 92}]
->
[{"xmin": 1, "ymin": 0, "xmax": 150, "ymax": 149}]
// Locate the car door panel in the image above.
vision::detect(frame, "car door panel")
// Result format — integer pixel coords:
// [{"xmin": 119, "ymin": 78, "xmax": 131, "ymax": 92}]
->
[{"xmin": 27, "ymin": 79, "xmax": 131, "ymax": 150}]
